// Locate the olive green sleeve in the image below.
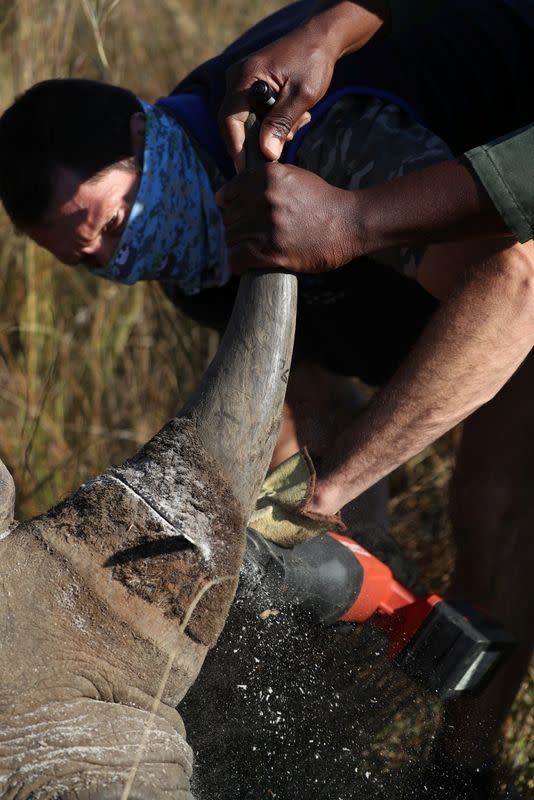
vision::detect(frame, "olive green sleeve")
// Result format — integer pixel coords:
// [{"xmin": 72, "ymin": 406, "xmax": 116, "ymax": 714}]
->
[
  {"xmin": 387, "ymin": 0, "xmax": 444, "ymax": 34},
  {"xmin": 465, "ymin": 123, "xmax": 534, "ymax": 243}
]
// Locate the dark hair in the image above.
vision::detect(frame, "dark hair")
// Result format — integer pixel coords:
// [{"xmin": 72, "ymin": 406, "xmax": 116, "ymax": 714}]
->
[{"xmin": 0, "ymin": 78, "xmax": 142, "ymax": 227}]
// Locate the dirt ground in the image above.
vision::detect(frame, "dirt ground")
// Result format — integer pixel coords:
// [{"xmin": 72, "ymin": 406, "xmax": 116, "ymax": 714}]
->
[{"xmin": 183, "ymin": 433, "xmax": 533, "ymax": 800}]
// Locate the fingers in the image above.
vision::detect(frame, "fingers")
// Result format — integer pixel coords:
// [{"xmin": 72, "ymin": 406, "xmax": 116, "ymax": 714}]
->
[
  {"xmin": 219, "ymin": 55, "xmax": 317, "ymax": 167},
  {"xmin": 215, "ymin": 168, "xmax": 278, "ymax": 274},
  {"xmin": 215, "ymin": 178, "xmax": 239, "ymax": 210},
  {"xmin": 215, "ymin": 168, "xmax": 262, "ymax": 210},
  {"xmin": 216, "ymin": 172, "xmax": 264, "ymax": 237},
  {"xmin": 257, "ymin": 82, "xmax": 314, "ymax": 160},
  {"xmin": 216, "ymin": 163, "xmax": 319, "ymax": 274},
  {"xmin": 219, "ymin": 83, "xmax": 312, "ymax": 168},
  {"xmin": 286, "ymin": 110, "xmax": 312, "ymax": 142},
  {"xmin": 218, "ymin": 84, "xmax": 256, "ymax": 173},
  {"xmin": 219, "ymin": 59, "xmax": 282, "ymax": 170},
  {"xmin": 226, "ymin": 242, "xmax": 270, "ymax": 276}
]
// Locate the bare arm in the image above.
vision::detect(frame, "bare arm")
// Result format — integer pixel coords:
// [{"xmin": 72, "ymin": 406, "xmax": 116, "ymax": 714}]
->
[
  {"xmin": 218, "ymin": 159, "xmax": 510, "ymax": 276},
  {"xmin": 360, "ymin": 159, "xmax": 510, "ymax": 252},
  {"xmin": 309, "ymin": 240, "xmax": 534, "ymax": 514}
]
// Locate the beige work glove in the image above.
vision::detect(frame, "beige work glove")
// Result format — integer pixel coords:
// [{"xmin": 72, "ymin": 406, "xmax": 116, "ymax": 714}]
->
[{"xmin": 248, "ymin": 449, "xmax": 346, "ymax": 547}]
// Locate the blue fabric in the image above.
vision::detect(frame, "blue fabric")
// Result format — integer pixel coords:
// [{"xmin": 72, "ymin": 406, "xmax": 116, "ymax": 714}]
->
[
  {"xmin": 90, "ymin": 100, "xmax": 228, "ymax": 295},
  {"xmin": 156, "ymin": 94, "xmax": 235, "ymax": 179},
  {"xmin": 89, "ymin": 0, "xmax": 534, "ymax": 296}
]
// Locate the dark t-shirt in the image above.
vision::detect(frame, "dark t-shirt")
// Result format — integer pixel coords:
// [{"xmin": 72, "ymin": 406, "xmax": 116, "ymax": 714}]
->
[
  {"xmin": 174, "ymin": 0, "xmax": 534, "ymax": 242},
  {"xmin": 165, "ymin": 0, "xmax": 534, "ymax": 379},
  {"xmin": 176, "ymin": 0, "xmax": 534, "ymax": 158}
]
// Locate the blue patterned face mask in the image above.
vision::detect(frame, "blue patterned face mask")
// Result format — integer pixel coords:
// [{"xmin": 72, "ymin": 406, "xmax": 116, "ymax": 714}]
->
[{"xmin": 89, "ymin": 100, "xmax": 229, "ymax": 295}]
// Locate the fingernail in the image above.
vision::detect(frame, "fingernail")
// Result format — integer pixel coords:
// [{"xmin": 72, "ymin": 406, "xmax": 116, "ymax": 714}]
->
[{"xmin": 266, "ymin": 135, "xmax": 283, "ymax": 160}]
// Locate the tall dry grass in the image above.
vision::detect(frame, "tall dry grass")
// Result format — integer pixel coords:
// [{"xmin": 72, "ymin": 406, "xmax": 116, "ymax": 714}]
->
[
  {"xmin": 0, "ymin": 0, "xmax": 283, "ymax": 516},
  {"xmin": 0, "ymin": 1, "xmax": 531, "ymax": 794}
]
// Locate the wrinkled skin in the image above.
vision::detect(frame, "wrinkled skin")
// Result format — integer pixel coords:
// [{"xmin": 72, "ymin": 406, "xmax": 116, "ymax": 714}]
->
[
  {"xmin": 0, "ymin": 272, "xmax": 297, "ymax": 799},
  {"xmin": 0, "ymin": 420, "xmax": 242, "ymax": 799},
  {"xmin": 217, "ymin": 163, "xmax": 360, "ymax": 275}
]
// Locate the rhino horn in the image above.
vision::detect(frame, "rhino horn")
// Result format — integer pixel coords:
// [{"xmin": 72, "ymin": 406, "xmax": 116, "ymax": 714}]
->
[{"xmin": 182, "ymin": 271, "xmax": 297, "ymax": 516}]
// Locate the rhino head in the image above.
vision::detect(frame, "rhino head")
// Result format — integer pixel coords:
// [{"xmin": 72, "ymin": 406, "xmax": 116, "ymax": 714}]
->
[{"xmin": 0, "ymin": 271, "xmax": 296, "ymax": 799}]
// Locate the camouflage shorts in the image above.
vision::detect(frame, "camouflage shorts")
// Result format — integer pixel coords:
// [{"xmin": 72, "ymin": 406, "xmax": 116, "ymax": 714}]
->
[{"xmin": 294, "ymin": 95, "xmax": 453, "ymax": 279}]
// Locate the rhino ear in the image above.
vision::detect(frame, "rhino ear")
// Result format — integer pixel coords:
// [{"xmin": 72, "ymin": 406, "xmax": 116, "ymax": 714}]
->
[{"xmin": 0, "ymin": 458, "xmax": 15, "ymax": 533}]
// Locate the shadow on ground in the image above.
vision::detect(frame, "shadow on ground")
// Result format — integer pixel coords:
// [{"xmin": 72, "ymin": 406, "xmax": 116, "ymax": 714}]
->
[
  {"xmin": 183, "ymin": 579, "xmax": 434, "ymax": 800},
  {"xmin": 182, "ymin": 471, "xmax": 528, "ymax": 800}
]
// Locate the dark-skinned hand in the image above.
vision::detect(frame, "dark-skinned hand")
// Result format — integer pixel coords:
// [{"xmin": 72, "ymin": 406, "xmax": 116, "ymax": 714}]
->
[
  {"xmin": 216, "ymin": 162, "xmax": 363, "ymax": 275},
  {"xmin": 219, "ymin": 2, "xmax": 389, "ymax": 171},
  {"xmin": 218, "ymin": 26, "xmax": 334, "ymax": 172}
]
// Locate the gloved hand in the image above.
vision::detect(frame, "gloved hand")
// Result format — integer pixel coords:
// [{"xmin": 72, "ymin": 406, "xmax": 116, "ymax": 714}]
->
[{"xmin": 248, "ymin": 448, "xmax": 345, "ymax": 547}]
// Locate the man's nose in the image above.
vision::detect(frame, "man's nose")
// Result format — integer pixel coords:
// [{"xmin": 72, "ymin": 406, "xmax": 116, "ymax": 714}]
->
[{"xmin": 90, "ymin": 234, "xmax": 119, "ymax": 267}]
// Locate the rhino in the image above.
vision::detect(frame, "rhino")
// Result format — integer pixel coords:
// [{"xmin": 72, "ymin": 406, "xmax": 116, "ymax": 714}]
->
[{"xmin": 0, "ymin": 271, "xmax": 297, "ymax": 799}]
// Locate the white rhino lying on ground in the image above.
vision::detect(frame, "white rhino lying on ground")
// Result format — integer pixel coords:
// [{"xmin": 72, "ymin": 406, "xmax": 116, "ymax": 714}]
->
[{"xmin": 0, "ymin": 271, "xmax": 296, "ymax": 800}]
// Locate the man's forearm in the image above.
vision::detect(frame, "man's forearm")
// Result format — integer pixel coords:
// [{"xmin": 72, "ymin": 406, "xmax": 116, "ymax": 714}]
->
[
  {"xmin": 357, "ymin": 159, "xmax": 511, "ymax": 256},
  {"xmin": 221, "ymin": 159, "xmax": 514, "ymax": 277},
  {"xmin": 307, "ymin": 0, "xmax": 446, "ymax": 56},
  {"xmin": 307, "ymin": 1, "xmax": 389, "ymax": 57},
  {"xmin": 311, "ymin": 241, "xmax": 534, "ymax": 513}
]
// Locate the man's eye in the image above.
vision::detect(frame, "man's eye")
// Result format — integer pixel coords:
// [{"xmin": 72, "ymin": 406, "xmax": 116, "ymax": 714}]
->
[{"xmin": 103, "ymin": 211, "xmax": 120, "ymax": 233}]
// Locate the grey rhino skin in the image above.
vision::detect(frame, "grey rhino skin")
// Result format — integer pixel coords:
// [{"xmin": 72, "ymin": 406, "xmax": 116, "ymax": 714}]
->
[{"xmin": 0, "ymin": 272, "xmax": 297, "ymax": 800}]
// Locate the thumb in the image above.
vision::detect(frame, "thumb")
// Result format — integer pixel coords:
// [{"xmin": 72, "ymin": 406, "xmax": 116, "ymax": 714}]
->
[{"xmin": 259, "ymin": 88, "xmax": 313, "ymax": 160}]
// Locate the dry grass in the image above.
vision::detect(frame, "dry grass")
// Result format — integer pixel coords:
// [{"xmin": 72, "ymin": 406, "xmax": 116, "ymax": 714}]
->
[
  {"xmin": 0, "ymin": 1, "xmax": 531, "ymax": 795},
  {"xmin": 0, "ymin": 0, "xmax": 283, "ymax": 514}
]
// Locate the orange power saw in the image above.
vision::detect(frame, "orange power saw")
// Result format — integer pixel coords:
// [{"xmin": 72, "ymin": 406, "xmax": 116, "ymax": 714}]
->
[{"xmin": 244, "ymin": 528, "xmax": 515, "ymax": 699}]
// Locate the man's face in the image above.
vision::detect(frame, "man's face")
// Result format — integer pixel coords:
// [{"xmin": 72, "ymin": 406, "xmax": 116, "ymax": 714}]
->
[{"xmin": 23, "ymin": 165, "xmax": 141, "ymax": 269}]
